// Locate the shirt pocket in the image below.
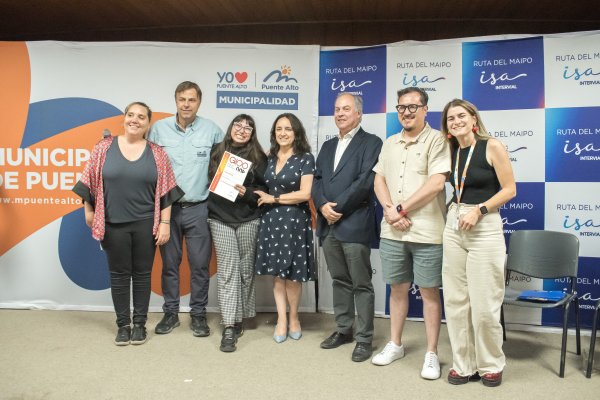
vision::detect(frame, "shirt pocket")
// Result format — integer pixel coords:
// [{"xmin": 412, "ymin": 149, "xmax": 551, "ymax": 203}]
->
[
  {"xmin": 158, "ymin": 138, "xmax": 182, "ymax": 167},
  {"xmin": 412, "ymin": 153, "xmax": 428, "ymax": 175},
  {"xmin": 190, "ymin": 137, "xmax": 212, "ymax": 165}
]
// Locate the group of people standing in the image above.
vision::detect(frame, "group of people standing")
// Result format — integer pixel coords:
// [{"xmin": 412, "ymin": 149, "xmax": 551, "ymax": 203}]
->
[{"xmin": 73, "ymin": 82, "xmax": 515, "ymax": 387}]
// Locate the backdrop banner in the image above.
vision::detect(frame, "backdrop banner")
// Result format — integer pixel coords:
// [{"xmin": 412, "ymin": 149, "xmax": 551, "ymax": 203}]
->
[
  {"xmin": 0, "ymin": 41, "xmax": 320, "ymax": 313},
  {"xmin": 1, "ymin": 31, "xmax": 599, "ymax": 329},
  {"xmin": 317, "ymin": 31, "xmax": 600, "ymax": 329}
]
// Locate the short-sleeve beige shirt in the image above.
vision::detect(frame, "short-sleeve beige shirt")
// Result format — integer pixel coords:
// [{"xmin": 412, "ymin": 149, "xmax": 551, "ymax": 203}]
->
[{"xmin": 373, "ymin": 123, "xmax": 451, "ymax": 244}]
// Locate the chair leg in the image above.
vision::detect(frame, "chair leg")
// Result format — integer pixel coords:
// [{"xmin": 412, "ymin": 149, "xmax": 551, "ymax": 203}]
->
[
  {"xmin": 500, "ymin": 305, "xmax": 506, "ymax": 342},
  {"xmin": 574, "ymin": 297, "xmax": 581, "ymax": 355},
  {"xmin": 587, "ymin": 305, "xmax": 600, "ymax": 378},
  {"xmin": 559, "ymin": 302, "xmax": 571, "ymax": 378}
]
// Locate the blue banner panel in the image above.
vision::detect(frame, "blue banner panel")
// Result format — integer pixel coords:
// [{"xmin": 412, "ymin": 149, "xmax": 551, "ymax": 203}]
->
[
  {"xmin": 501, "ymin": 182, "xmax": 545, "ymax": 248},
  {"xmin": 462, "ymin": 37, "xmax": 545, "ymax": 110},
  {"xmin": 319, "ymin": 46, "xmax": 387, "ymax": 115},
  {"xmin": 545, "ymin": 107, "xmax": 600, "ymax": 182}
]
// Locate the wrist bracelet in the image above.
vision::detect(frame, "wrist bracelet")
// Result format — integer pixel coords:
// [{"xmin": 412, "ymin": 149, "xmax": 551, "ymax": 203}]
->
[
  {"xmin": 399, "ymin": 210, "xmax": 408, "ymax": 218},
  {"xmin": 160, "ymin": 220, "xmax": 170, "ymax": 224}
]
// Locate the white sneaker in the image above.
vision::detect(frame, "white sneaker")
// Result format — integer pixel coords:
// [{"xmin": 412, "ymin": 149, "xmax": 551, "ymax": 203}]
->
[
  {"xmin": 421, "ymin": 351, "xmax": 441, "ymax": 380},
  {"xmin": 371, "ymin": 341, "xmax": 405, "ymax": 366}
]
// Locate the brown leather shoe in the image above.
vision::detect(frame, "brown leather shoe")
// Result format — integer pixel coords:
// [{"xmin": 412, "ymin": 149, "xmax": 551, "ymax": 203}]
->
[
  {"xmin": 448, "ymin": 369, "xmax": 481, "ymax": 385},
  {"xmin": 481, "ymin": 371, "xmax": 503, "ymax": 387}
]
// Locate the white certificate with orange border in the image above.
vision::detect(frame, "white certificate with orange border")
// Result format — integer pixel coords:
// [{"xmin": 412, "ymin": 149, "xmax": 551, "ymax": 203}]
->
[{"xmin": 209, "ymin": 151, "xmax": 252, "ymax": 202}]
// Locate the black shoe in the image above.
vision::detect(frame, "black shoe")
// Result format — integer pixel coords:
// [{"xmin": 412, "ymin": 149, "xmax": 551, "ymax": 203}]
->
[
  {"xmin": 130, "ymin": 324, "xmax": 147, "ymax": 345},
  {"xmin": 234, "ymin": 322, "xmax": 244, "ymax": 338},
  {"xmin": 320, "ymin": 331, "xmax": 353, "ymax": 349},
  {"xmin": 114, "ymin": 326, "xmax": 131, "ymax": 346},
  {"xmin": 220, "ymin": 326, "xmax": 237, "ymax": 352},
  {"xmin": 155, "ymin": 313, "xmax": 180, "ymax": 334},
  {"xmin": 191, "ymin": 314, "xmax": 210, "ymax": 337},
  {"xmin": 351, "ymin": 342, "xmax": 373, "ymax": 362}
]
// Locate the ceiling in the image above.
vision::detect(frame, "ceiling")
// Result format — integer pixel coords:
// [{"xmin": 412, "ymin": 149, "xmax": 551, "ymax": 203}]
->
[{"xmin": 1, "ymin": 0, "xmax": 599, "ymax": 45}]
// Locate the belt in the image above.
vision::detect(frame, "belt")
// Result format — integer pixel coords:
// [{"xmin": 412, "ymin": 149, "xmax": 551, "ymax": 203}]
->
[{"xmin": 176, "ymin": 200, "xmax": 205, "ymax": 208}]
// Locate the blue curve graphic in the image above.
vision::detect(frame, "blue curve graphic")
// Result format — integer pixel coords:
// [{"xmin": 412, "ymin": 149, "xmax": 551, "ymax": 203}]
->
[
  {"xmin": 21, "ymin": 98, "xmax": 122, "ymax": 148},
  {"xmin": 58, "ymin": 208, "xmax": 110, "ymax": 291}
]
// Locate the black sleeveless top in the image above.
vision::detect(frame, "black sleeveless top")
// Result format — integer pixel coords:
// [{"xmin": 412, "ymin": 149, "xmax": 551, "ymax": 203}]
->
[{"xmin": 450, "ymin": 140, "xmax": 500, "ymax": 205}]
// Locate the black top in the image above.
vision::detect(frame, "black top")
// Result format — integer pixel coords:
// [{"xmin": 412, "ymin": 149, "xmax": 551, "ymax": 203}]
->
[
  {"xmin": 450, "ymin": 139, "xmax": 500, "ymax": 205},
  {"xmin": 103, "ymin": 140, "xmax": 157, "ymax": 223},
  {"xmin": 207, "ymin": 146, "xmax": 268, "ymax": 223}
]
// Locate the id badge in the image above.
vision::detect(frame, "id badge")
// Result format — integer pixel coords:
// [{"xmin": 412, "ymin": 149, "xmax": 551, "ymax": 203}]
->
[{"xmin": 452, "ymin": 218, "xmax": 459, "ymax": 231}]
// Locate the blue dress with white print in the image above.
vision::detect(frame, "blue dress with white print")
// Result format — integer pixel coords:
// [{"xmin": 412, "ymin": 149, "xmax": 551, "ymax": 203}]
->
[{"xmin": 255, "ymin": 152, "xmax": 315, "ymax": 282}]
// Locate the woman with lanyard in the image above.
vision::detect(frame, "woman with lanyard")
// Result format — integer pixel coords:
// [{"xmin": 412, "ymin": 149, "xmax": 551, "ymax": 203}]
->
[{"xmin": 440, "ymin": 99, "xmax": 516, "ymax": 387}]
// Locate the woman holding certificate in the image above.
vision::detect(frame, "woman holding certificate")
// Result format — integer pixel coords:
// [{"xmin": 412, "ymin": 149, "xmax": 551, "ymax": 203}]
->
[
  {"xmin": 440, "ymin": 99, "xmax": 516, "ymax": 387},
  {"xmin": 207, "ymin": 114, "xmax": 268, "ymax": 353},
  {"xmin": 255, "ymin": 113, "xmax": 315, "ymax": 343}
]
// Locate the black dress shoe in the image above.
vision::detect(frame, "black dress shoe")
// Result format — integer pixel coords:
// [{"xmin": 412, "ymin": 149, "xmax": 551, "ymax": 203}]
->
[
  {"xmin": 155, "ymin": 313, "xmax": 180, "ymax": 334},
  {"xmin": 191, "ymin": 314, "xmax": 210, "ymax": 337},
  {"xmin": 320, "ymin": 331, "xmax": 353, "ymax": 349},
  {"xmin": 351, "ymin": 342, "xmax": 373, "ymax": 362}
]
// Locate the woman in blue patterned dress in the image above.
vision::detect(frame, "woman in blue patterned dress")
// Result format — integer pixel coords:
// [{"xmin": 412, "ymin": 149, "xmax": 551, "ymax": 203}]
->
[{"xmin": 255, "ymin": 113, "xmax": 315, "ymax": 343}]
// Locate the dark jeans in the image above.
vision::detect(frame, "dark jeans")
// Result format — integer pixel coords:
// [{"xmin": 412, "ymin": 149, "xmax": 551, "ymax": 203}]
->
[
  {"xmin": 159, "ymin": 202, "xmax": 212, "ymax": 316},
  {"xmin": 102, "ymin": 218, "xmax": 156, "ymax": 327}
]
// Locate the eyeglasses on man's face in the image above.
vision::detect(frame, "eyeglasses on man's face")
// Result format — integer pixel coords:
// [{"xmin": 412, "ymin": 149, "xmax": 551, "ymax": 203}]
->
[
  {"xmin": 233, "ymin": 122, "xmax": 253, "ymax": 134},
  {"xmin": 395, "ymin": 104, "xmax": 424, "ymax": 114}
]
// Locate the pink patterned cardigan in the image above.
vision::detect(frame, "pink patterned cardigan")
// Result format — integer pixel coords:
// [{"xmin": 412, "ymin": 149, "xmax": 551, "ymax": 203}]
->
[{"xmin": 73, "ymin": 136, "xmax": 183, "ymax": 241}]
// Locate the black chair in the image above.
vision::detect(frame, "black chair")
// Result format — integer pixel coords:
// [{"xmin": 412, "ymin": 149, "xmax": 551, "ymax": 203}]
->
[
  {"xmin": 586, "ymin": 299, "xmax": 600, "ymax": 378},
  {"xmin": 501, "ymin": 230, "xmax": 581, "ymax": 378}
]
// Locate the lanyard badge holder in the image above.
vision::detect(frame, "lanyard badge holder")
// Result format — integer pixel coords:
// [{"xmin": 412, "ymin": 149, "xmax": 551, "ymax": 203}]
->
[{"xmin": 453, "ymin": 141, "xmax": 476, "ymax": 231}]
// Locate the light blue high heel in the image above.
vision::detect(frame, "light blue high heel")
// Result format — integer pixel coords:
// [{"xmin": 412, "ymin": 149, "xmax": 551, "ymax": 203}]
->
[
  {"xmin": 288, "ymin": 330, "xmax": 302, "ymax": 340},
  {"xmin": 273, "ymin": 326, "xmax": 287, "ymax": 343}
]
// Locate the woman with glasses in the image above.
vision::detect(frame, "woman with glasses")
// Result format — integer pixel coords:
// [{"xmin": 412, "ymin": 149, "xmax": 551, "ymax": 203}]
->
[
  {"xmin": 255, "ymin": 113, "xmax": 315, "ymax": 343},
  {"xmin": 441, "ymin": 99, "xmax": 516, "ymax": 387},
  {"xmin": 207, "ymin": 114, "xmax": 268, "ymax": 352}
]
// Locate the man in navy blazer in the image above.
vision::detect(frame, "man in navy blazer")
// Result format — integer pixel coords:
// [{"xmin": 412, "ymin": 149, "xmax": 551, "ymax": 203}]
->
[{"xmin": 313, "ymin": 93, "xmax": 383, "ymax": 362}]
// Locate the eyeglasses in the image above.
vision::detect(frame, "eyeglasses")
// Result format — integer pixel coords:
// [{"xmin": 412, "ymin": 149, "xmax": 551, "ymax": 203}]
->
[
  {"xmin": 233, "ymin": 122, "xmax": 253, "ymax": 134},
  {"xmin": 395, "ymin": 104, "xmax": 424, "ymax": 114}
]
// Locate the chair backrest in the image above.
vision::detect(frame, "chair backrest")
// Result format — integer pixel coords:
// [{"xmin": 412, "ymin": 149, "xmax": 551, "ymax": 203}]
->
[{"xmin": 506, "ymin": 230, "xmax": 579, "ymax": 279}]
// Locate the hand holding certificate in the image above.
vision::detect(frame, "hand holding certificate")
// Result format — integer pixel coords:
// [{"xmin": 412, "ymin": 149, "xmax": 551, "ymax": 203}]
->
[{"xmin": 209, "ymin": 151, "xmax": 253, "ymax": 202}]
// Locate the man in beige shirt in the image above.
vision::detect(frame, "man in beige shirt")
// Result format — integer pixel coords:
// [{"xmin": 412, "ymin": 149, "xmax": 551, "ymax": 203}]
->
[{"xmin": 371, "ymin": 87, "xmax": 450, "ymax": 380}]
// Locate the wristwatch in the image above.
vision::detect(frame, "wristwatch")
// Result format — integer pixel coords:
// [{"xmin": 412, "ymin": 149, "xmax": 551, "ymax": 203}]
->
[
  {"xmin": 479, "ymin": 204, "xmax": 489, "ymax": 215},
  {"xmin": 396, "ymin": 203, "xmax": 408, "ymax": 218},
  {"xmin": 274, "ymin": 195, "xmax": 280, "ymax": 203}
]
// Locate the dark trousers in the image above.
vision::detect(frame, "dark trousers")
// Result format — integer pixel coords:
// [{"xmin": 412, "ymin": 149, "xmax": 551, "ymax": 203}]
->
[
  {"xmin": 159, "ymin": 202, "xmax": 212, "ymax": 316},
  {"xmin": 322, "ymin": 231, "xmax": 375, "ymax": 343},
  {"xmin": 102, "ymin": 218, "xmax": 156, "ymax": 327}
]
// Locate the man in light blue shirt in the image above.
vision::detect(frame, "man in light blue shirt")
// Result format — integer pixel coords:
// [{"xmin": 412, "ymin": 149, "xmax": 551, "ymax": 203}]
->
[{"xmin": 148, "ymin": 81, "xmax": 224, "ymax": 337}]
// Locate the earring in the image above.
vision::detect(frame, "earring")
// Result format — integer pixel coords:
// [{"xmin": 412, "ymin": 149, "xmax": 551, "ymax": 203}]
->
[
  {"xmin": 447, "ymin": 133, "xmax": 453, "ymax": 139},
  {"xmin": 472, "ymin": 125, "xmax": 479, "ymax": 133}
]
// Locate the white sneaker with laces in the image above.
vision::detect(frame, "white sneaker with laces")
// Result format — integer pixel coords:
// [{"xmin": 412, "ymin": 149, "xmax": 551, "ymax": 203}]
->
[
  {"xmin": 421, "ymin": 351, "xmax": 441, "ymax": 380},
  {"xmin": 371, "ymin": 341, "xmax": 405, "ymax": 366}
]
